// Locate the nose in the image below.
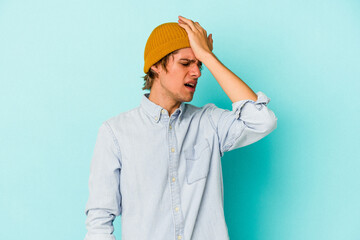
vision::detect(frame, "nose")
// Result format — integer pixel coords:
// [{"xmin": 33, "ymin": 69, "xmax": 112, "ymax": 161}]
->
[{"xmin": 190, "ymin": 64, "xmax": 201, "ymax": 78}]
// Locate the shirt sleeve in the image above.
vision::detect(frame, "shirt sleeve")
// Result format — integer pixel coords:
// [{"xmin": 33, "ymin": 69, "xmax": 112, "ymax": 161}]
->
[
  {"xmin": 207, "ymin": 91, "xmax": 278, "ymax": 157},
  {"xmin": 84, "ymin": 121, "xmax": 122, "ymax": 240}
]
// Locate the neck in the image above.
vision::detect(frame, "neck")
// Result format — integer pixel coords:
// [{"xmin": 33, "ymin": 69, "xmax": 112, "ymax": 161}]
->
[{"xmin": 148, "ymin": 90, "xmax": 181, "ymax": 116}]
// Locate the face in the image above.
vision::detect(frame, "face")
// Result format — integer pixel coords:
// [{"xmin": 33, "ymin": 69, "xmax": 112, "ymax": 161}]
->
[{"xmin": 151, "ymin": 48, "xmax": 202, "ymax": 103}]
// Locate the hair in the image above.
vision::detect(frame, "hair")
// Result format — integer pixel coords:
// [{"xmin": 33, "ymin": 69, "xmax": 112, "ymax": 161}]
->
[{"xmin": 141, "ymin": 50, "xmax": 179, "ymax": 90}]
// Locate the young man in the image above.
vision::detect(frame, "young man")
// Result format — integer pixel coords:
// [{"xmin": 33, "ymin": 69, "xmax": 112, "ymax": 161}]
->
[{"xmin": 84, "ymin": 16, "xmax": 277, "ymax": 240}]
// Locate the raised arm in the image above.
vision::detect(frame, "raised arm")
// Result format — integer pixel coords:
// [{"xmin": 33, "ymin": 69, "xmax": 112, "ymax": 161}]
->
[{"xmin": 178, "ymin": 15, "xmax": 258, "ymax": 103}]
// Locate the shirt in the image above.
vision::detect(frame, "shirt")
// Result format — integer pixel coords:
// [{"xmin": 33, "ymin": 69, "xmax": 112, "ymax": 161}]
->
[{"xmin": 84, "ymin": 91, "xmax": 278, "ymax": 240}]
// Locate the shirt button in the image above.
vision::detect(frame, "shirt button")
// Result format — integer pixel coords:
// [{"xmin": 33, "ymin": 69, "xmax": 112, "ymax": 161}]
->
[
  {"xmin": 171, "ymin": 148, "xmax": 175, "ymax": 153},
  {"xmin": 161, "ymin": 109, "xmax": 165, "ymax": 114},
  {"xmin": 178, "ymin": 235, "xmax": 182, "ymax": 240},
  {"xmin": 169, "ymin": 125, "xmax": 172, "ymax": 129},
  {"xmin": 154, "ymin": 116, "xmax": 158, "ymax": 121},
  {"xmin": 175, "ymin": 207, "xmax": 179, "ymax": 212},
  {"xmin": 172, "ymin": 177, "xmax": 176, "ymax": 182}
]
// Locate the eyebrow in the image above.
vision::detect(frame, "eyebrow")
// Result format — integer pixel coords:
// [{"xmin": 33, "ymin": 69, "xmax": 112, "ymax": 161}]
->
[{"xmin": 179, "ymin": 58, "xmax": 203, "ymax": 67}]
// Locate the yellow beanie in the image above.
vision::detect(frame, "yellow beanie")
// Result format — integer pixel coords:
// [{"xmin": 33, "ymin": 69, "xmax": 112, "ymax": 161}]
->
[{"xmin": 143, "ymin": 22, "xmax": 190, "ymax": 74}]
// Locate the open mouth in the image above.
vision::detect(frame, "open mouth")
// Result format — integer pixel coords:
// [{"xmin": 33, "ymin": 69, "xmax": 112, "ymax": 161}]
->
[{"xmin": 184, "ymin": 83, "xmax": 195, "ymax": 89}]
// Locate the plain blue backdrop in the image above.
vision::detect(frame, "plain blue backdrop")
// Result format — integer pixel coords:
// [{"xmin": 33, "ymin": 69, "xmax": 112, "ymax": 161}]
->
[{"xmin": 0, "ymin": 0, "xmax": 359, "ymax": 239}]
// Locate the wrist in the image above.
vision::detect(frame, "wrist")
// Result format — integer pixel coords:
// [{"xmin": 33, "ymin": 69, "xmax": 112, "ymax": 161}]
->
[{"xmin": 200, "ymin": 51, "xmax": 216, "ymax": 65}]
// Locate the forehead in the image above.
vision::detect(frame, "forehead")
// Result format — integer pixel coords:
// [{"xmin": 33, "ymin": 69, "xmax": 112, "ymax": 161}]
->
[{"xmin": 173, "ymin": 48, "xmax": 197, "ymax": 60}]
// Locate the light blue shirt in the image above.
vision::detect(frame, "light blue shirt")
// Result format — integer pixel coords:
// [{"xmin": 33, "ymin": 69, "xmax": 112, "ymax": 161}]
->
[{"xmin": 84, "ymin": 91, "xmax": 277, "ymax": 240}]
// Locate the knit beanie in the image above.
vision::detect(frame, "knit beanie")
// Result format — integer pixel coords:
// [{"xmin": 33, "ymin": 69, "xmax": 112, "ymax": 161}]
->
[{"xmin": 143, "ymin": 22, "xmax": 190, "ymax": 74}]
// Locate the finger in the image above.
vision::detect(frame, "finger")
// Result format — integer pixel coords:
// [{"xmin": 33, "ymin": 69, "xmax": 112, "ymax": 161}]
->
[
  {"xmin": 178, "ymin": 16, "xmax": 196, "ymax": 31},
  {"xmin": 208, "ymin": 34, "xmax": 213, "ymax": 51},
  {"xmin": 180, "ymin": 18, "xmax": 196, "ymax": 32},
  {"xmin": 178, "ymin": 21, "xmax": 193, "ymax": 34},
  {"xmin": 178, "ymin": 17, "xmax": 186, "ymax": 24},
  {"xmin": 178, "ymin": 18, "xmax": 191, "ymax": 30},
  {"xmin": 178, "ymin": 20, "xmax": 196, "ymax": 35},
  {"xmin": 195, "ymin": 22, "xmax": 208, "ymax": 37},
  {"xmin": 194, "ymin": 22, "xmax": 204, "ymax": 32},
  {"xmin": 193, "ymin": 22, "xmax": 201, "ymax": 32}
]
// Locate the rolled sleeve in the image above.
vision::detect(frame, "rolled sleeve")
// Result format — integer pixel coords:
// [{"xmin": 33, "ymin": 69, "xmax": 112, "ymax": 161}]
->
[
  {"xmin": 84, "ymin": 121, "xmax": 122, "ymax": 240},
  {"xmin": 208, "ymin": 91, "xmax": 278, "ymax": 156}
]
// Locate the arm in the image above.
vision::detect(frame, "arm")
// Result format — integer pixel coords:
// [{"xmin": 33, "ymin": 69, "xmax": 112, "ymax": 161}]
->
[
  {"xmin": 178, "ymin": 15, "xmax": 258, "ymax": 103},
  {"xmin": 178, "ymin": 16, "xmax": 277, "ymax": 152},
  {"xmin": 201, "ymin": 52, "xmax": 258, "ymax": 102},
  {"xmin": 84, "ymin": 121, "xmax": 122, "ymax": 240},
  {"xmin": 207, "ymin": 91, "xmax": 277, "ymax": 156}
]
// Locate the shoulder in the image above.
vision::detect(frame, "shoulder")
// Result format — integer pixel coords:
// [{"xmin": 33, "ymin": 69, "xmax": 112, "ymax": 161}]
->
[{"xmin": 103, "ymin": 106, "xmax": 141, "ymax": 127}]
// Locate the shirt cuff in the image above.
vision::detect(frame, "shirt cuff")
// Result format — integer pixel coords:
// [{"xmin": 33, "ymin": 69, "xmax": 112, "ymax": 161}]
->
[
  {"xmin": 232, "ymin": 91, "xmax": 271, "ymax": 119},
  {"xmin": 84, "ymin": 233, "xmax": 116, "ymax": 240}
]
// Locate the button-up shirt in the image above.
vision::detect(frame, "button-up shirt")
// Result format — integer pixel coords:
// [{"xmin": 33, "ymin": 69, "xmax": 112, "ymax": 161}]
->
[{"xmin": 84, "ymin": 91, "xmax": 278, "ymax": 240}]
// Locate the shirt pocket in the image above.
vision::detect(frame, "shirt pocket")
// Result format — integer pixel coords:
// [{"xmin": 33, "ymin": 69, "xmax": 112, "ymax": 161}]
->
[{"xmin": 185, "ymin": 139, "xmax": 211, "ymax": 184}]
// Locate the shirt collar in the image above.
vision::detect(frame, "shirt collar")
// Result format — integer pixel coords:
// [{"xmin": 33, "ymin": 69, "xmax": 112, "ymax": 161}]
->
[{"xmin": 140, "ymin": 93, "xmax": 186, "ymax": 123}]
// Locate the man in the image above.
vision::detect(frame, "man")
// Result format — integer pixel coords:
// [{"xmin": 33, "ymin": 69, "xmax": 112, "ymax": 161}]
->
[{"xmin": 84, "ymin": 16, "xmax": 277, "ymax": 240}]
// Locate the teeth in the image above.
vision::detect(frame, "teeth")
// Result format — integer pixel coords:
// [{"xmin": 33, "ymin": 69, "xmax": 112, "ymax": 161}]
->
[{"xmin": 188, "ymin": 83, "xmax": 194, "ymax": 87}]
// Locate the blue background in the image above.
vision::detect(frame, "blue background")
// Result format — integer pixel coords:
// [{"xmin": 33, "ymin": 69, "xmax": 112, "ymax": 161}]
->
[{"xmin": 0, "ymin": 0, "xmax": 359, "ymax": 239}]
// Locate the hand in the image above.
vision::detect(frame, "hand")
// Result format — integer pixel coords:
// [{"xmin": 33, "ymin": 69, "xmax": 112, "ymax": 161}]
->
[{"xmin": 178, "ymin": 15, "xmax": 213, "ymax": 62}]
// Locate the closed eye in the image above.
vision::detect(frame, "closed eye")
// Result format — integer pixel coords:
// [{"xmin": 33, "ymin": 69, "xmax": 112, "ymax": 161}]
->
[{"xmin": 181, "ymin": 62, "xmax": 203, "ymax": 71}]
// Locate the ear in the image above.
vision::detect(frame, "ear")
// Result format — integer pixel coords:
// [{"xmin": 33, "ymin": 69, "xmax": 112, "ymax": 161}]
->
[{"xmin": 150, "ymin": 65, "xmax": 161, "ymax": 74}]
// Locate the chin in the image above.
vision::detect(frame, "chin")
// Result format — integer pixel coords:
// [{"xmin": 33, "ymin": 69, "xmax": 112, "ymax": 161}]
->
[{"xmin": 183, "ymin": 96, "xmax": 194, "ymax": 102}]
